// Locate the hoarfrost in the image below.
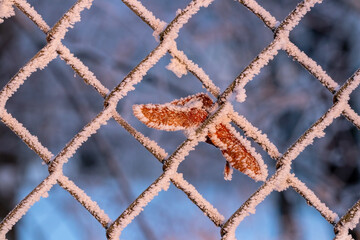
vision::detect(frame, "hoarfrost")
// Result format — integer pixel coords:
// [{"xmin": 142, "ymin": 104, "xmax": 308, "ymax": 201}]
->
[
  {"xmin": 166, "ymin": 57, "xmax": 188, "ymax": 78},
  {"xmin": 235, "ymin": 87, "xmax": 246, "ymax": 103},
  {"xmin": 0, "ymin": 0, "xmax": 15, "ymax": 23},
  {"xmin": 289, "ymin": 175, "xmax": 338, "ymax": 222},
  {"xmin": 172, "ymin": 173, "xmax": 225, "ymax": 225}
]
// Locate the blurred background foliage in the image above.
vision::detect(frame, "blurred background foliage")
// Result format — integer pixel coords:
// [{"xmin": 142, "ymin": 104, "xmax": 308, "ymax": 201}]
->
[{"xmin": 0, "ymin": 0, "xmax": 359, "ymax": 239}]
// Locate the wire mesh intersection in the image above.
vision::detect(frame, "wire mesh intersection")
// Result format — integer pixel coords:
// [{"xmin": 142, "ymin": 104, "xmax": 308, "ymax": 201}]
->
[{"xmin": 0, "ymin": 0, "xmax": 359, "ymax": 239}]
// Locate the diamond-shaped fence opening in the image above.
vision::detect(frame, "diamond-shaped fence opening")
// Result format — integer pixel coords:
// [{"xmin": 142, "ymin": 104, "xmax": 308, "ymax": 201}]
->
[
  {"xmin": 0, "ymin": 0, "xmax": 359, "ymax": 239},
  {"xmin": 234, "ymin": 50, "xmax": 335, "ymax": 150},
  {"xmin": 175, "ymin": 0, "xmax": 274, "ymax": 91},
  {"xmin": 288, "ymin": 1, "xmax": 359, "ymax": 86}
]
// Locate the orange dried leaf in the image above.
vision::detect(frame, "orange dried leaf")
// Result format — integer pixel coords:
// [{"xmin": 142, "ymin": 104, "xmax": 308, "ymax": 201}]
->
[
  {"xmin": 133, "ymin": 93, "xmax": 267, "ymax": 181},
  {"xmin": 208, "ymin": 123, "xmax": 262, "ymax": 180},
  {"xmin": 133, "ymin": 104, "xmax": 208, "ymax": 131},
  {"xmin": 224, "ymin": 161, "xmax": 233, "ymax": 181},
  {"xmin": 170, "ymin": 93, "xmax": 213, "ymax": 110}
]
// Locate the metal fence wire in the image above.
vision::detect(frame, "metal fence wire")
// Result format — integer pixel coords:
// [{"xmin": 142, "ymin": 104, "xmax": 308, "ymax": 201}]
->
[{"xmin": 0, "ymin": 0, "xmax": 360, "ymax": 239}]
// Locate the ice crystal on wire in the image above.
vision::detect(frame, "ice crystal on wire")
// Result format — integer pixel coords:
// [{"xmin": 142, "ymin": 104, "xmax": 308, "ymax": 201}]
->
[
  {"xmin": 166, "ymin": 57, "xmax": 188, "ymax": 78},
  {"xmin": 0, "ymin": 0, "xmax": 15, "ymax": 23}
]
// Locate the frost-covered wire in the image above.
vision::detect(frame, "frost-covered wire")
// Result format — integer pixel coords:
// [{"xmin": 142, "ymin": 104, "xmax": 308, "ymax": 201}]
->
[
  {"xmin": 0, "ymin": 0, "xmax": 360, "ymax": 239},
  {"xmin": 287, "ymin": 175, "xmax": 339, "ymax": 224},
  {"xmin": 335, "ymin": 200, "xmax": 360, "ymax": 240},
  {"xmin": 0, "ymin": 0, "xmax": 15, "ymax": 23}
]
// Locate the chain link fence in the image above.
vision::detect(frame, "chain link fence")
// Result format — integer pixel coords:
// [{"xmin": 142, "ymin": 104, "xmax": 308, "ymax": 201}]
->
[{"xmin": 0, "ymin": 0, "xmax": 359, "ymax": 239}]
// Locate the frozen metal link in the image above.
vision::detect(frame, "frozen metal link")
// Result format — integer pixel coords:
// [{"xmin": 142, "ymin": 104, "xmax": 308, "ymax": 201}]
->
[{"xmin": 0, "ymin": 0, "xmax": 359, "ymax": 239}]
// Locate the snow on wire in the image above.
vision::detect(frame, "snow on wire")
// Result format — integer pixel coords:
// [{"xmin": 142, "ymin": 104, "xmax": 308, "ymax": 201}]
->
[{"xmin": 0, "ymin": 0, "xmax": 359, "ymax": 240}]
